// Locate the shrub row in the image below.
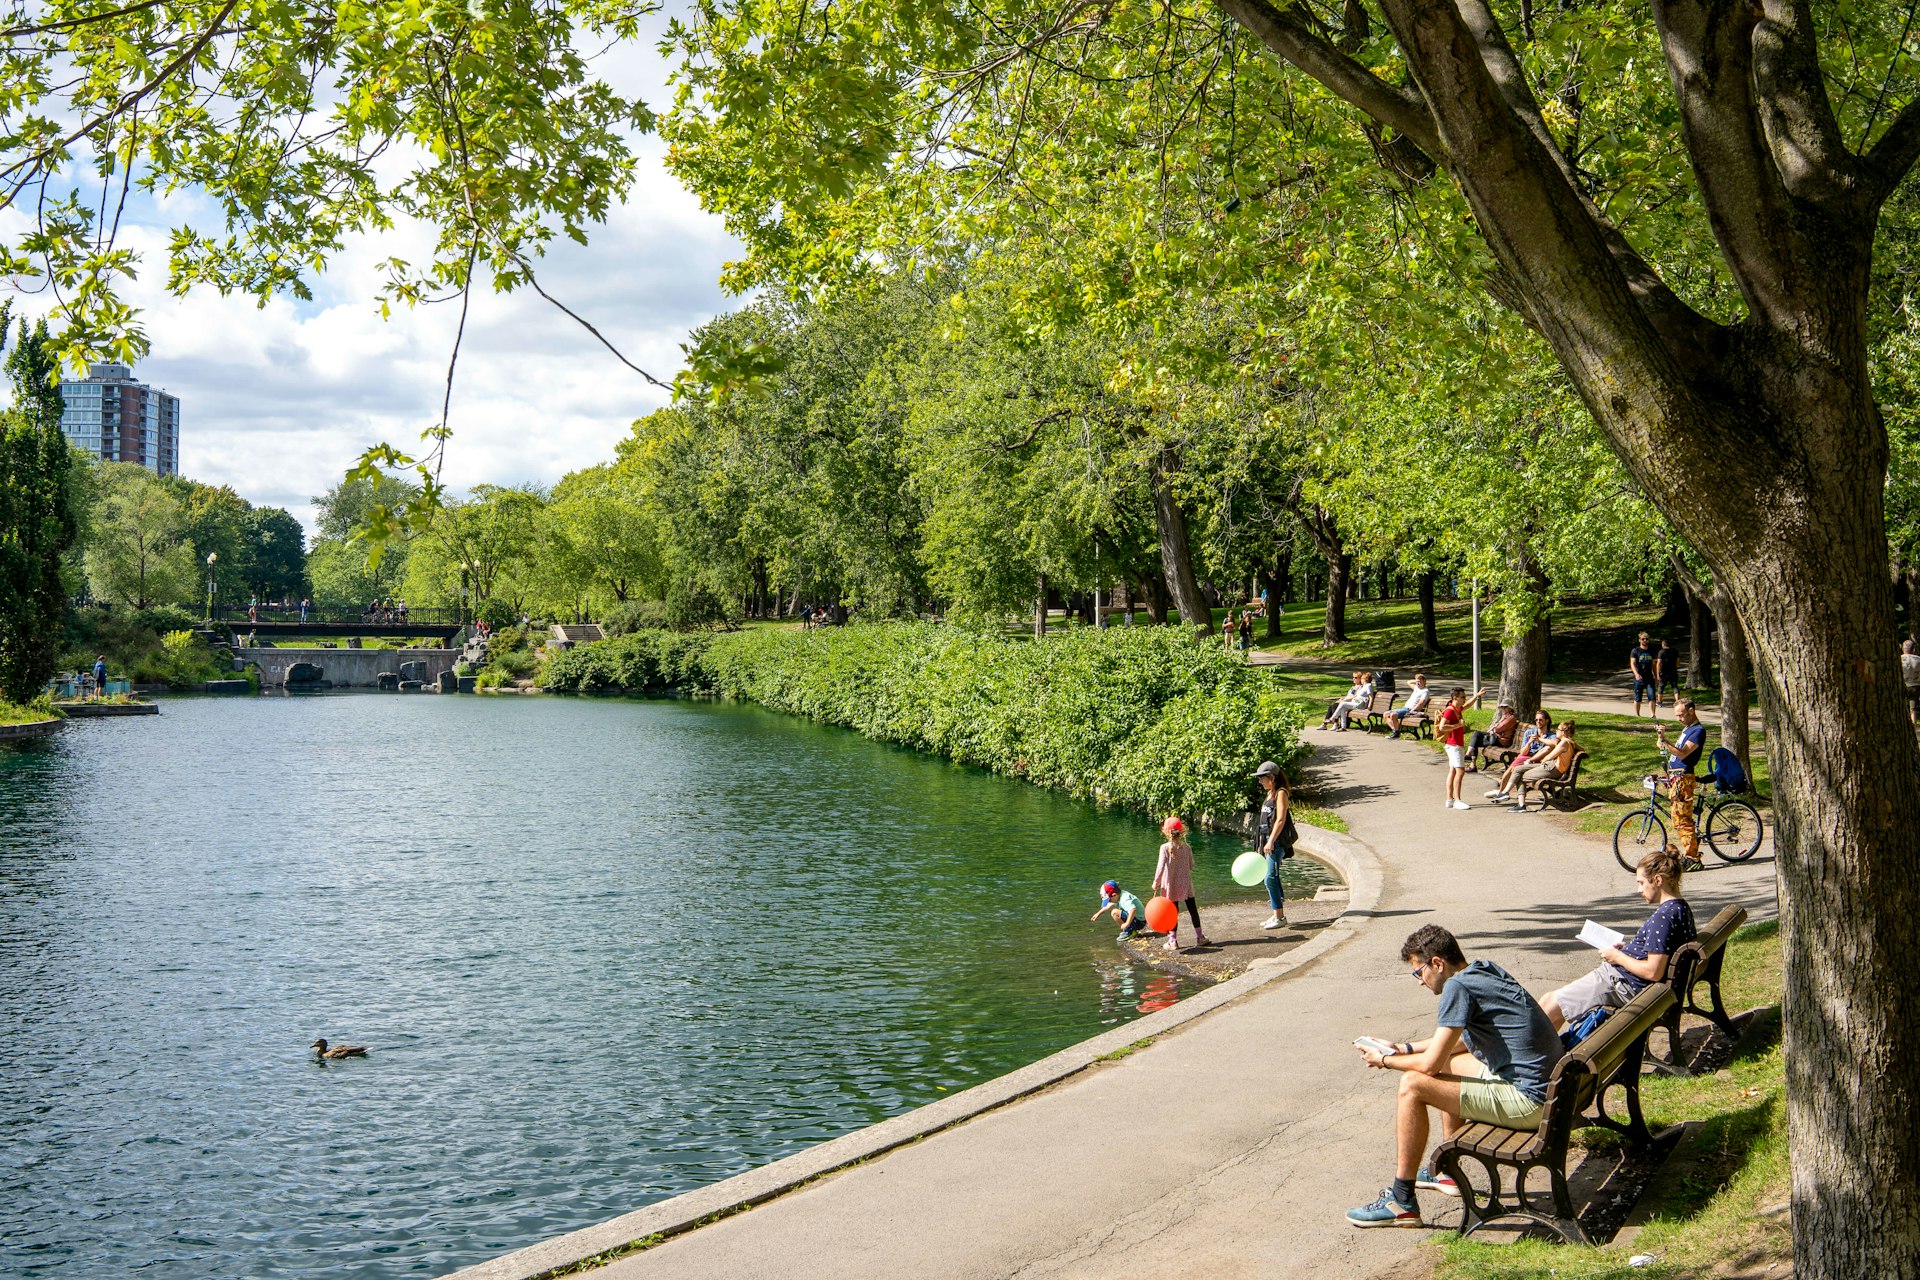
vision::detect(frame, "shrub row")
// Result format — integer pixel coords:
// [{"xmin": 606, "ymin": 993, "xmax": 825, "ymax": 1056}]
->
[{"xmin": 543, "ymin": 624, "xmax": 1307, "ymax": 821}]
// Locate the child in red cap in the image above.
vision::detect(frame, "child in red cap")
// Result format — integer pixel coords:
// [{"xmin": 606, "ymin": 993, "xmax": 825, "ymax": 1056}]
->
[{"xmin": 1153, "ymin": 816, "xmax": 1209, "ymax": 951}]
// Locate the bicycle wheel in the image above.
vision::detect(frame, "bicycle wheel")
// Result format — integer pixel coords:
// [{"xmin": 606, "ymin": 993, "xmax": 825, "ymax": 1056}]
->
[
  {"xmin": 1705, "ymin": 798, "xmax": 1764, "ymax": 862},
  {"xmin": 1613, "ymin": 809, "xmax": 1668, "ymax": 872}
]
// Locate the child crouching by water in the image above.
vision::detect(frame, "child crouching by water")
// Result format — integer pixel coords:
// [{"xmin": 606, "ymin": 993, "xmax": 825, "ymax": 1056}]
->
[
  {"xmin": 1154, "ymin": 816, "xmax": 1210, "ymax": 951},
  {"xmin": 1092, "ymin": 880, "xmax": 1150, "ymax": 940}
]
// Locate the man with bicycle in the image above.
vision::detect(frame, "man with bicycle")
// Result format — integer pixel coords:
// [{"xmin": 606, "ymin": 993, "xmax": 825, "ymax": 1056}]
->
[{"xmin": 1655, "ymin": 699, "xmax": 1707, "ymax": 870}]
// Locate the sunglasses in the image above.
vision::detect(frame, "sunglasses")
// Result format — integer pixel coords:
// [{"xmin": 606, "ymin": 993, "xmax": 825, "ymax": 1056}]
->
[{"xmin": 1409, "ymin": 958, "xmax": 1431, "ymax": 980}]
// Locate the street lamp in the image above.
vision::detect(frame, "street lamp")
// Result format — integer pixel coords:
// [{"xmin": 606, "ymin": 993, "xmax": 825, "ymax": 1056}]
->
[{"xmin": 205, "ymin": 551, "xmax": 218, "ymax": 620}]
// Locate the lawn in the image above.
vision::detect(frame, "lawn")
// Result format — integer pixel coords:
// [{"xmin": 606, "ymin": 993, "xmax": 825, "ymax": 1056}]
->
[{"xmin": 1431, "ymin": 920, "xmax": 1789, "ymax": 1280}]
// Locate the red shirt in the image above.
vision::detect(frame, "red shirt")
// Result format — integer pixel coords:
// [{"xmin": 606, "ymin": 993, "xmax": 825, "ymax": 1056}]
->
[{"xmin": 1440, "ymin": 705, "xmax": 1465, "ymax": 746}]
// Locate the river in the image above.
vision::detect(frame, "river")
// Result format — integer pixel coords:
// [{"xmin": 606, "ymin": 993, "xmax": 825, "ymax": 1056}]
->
[{"xmin": 0, "ymin": 693, "xmax": 1330, "ymax": 1277}]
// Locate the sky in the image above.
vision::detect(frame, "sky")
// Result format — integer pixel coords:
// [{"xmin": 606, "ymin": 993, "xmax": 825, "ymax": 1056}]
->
[{"xmin": 3, "ymin": 12, "xmax": 743, "ymax": 538}]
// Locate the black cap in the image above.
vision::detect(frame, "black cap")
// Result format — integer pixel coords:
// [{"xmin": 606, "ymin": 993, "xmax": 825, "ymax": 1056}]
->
[{"xmin": 1252, "ymin": 760, "xmax": 1280, "ymax": 779}]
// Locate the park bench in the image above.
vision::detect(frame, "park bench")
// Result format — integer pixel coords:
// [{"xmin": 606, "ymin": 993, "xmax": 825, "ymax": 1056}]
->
[
  {"xmin": 1432, "ymin": 979, "xmax": 1678, "ymax": 1243},
  {"xmin": 1519, "ymin": 749, "xmax": 1588, "ymax": 811},
  {"xmin": 1367, "ymin": 692, "xmax": 1432, "ymax": 737},
  {"xmin": 1648, "ymin": 904, "xmax": 1749, "ymax": 1076}
]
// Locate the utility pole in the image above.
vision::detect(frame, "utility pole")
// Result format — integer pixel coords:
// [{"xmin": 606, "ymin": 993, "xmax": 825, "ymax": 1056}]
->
[{"xmin": 1470, "ymin": 578, "xmax": 1482, "ymax": 701}]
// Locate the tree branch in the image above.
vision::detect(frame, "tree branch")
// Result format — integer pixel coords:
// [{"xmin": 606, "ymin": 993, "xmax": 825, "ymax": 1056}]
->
[
  {"xmin": 1648, "ymin": 0, "xmax": 1806, "ymax": 324},
  {"xmin": 1864, "ymin": 100, "xmax": 1920, "ymax": 205},
  {"xmin": 1212, "ymin": 0, "xmax": 1441, "ymax": 159},
  {"xmin": 1751, "ymin": 0, "xmax": 1858, "ymax": 209}
]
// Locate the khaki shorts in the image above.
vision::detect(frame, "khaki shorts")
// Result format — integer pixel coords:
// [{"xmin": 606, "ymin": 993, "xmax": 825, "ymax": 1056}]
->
[{"xmin": 1458, "ymin": 1060, "xmax": 1545, "ymax": 1130}]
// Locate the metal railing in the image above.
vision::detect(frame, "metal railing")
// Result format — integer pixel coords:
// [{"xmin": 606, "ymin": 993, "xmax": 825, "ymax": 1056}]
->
[{"xmin": 210, "ymin": 604, "xmax": 464, "ymax": 627}]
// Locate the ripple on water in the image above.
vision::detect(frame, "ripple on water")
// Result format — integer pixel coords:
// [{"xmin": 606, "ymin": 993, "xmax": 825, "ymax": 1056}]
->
[{"xmin": 0, "ymin": 694, "xmax": 1332, "ymax": 1278}]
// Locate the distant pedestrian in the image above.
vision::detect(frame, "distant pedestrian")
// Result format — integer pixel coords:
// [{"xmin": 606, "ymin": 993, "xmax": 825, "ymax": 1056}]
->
[
  {"xmin": 1252, "ymin": 761, "xmax": 1293, "ymax": 930},
  {"xmin": 1237, "ymin": 610, "xmax": 1252, "ymax": 654},
  {"xmin": 1092, "ymin": 880, "xmax": 1150, "ymax": 940},
  {"xmin": 299, "ymin": 598, "xmax": 310, "ymax": 623},
  {"xmin": 92, "ymin": 655, "xmax": 106, "ymax": 699},
  {"xmin": 1153, "ymin": 816, "xmax": 1209, "ymax": 951},
  {"xmin": 1222, "ymin": 610, "xmax": 1239, "ymax": 653},
  {"xmin": 1437, "ymin": 689, "xmax": 1469, "ymax": 810},
  {"xmin": 1656, "ymin": 638, "xmax": 1681, "ymax": 702},
  {"xmin": 248, "ymin": 596, "xmax": 259, "ymax": 623},
  {"xmin": 1627, "ymin": 631, "xmax": 1658, "ymax": 717},
  {"xmin": 1904, "ymin": 639, "xmax": 1920, "ymax": 723}
]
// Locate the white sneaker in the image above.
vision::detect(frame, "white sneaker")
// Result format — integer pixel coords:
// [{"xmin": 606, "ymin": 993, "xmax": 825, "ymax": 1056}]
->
[
  {"xmin": 1483, "ymin": 788, "xmax": 1506, "ymax": 799},
  {"xmin": 1450, "ymin": 800, "xmax": 1471, "ymax": 810},
  {"xmin": 1261, "ymin": 914, "xmax": 1284, "ymax": 930}
]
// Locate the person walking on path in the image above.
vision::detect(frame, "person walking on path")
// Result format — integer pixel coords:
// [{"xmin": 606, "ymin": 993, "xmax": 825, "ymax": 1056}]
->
[
  {"xmin": 1252, "ymin": 761, "xmax": 1293, "ymax": 930},
  {"xmin": 1347, "ymin": 925, "xmax": 1564, "ymax": 1228},
  {"xmin": 1627, "ymin": 631, "xmax": 1659, "ymax": 717},
  {"xmin": 1656, "ymin": 638, "xmax": 1681, "ymax": 703},
  {"xmin": 1237, "ymin": 610, "xmax": 1253, "ymax": 655},
  {"xmin": 1436, "ymin": 689, "xmax": 1469, "ymax": 810},
  {"xmin": 1902, "ymin": 639, "xmax": 1920, "ymax": 723},
  {"xmin": 1152, "ymin": 817, "xmax": 1209, "ymax": 951},
  {"xmin": 1656, "ymin": 699, "xmax": 1707, "ymax": 869},
  {"xmin": 1541, "ymin": 847, "xmax": 1695, "ymax": 1029}
]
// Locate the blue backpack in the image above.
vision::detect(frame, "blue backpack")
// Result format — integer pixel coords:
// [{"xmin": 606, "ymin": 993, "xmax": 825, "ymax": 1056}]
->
[
  {"xmin": 1707, "ymin": 747, "xmax": 1747, "ymax": 793},
  {"xmin": 1560, "ymin": 1005, "xmax": 1612, "ymax": 1049}
]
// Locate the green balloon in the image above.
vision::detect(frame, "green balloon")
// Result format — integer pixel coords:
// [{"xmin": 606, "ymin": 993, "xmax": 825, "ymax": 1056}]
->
[{"xmin": 1232, "ymin": 851, "xmax": 1268, "ymax": 886}]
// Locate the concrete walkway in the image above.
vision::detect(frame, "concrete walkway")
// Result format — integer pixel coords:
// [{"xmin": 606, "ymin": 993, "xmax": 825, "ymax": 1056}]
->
[{"xmin": 512, "ymin": 731, "xmax": 1780, "ymax": 1280}]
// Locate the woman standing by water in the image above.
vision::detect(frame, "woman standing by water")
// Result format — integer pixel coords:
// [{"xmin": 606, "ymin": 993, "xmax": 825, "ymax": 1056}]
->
[{"xmin": 1253, "ymin": 760, "xmax": 1293, "ymax": 930}]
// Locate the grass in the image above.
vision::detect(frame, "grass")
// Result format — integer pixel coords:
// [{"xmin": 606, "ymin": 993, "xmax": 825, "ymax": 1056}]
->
[
  {"xmin": 1096, "ymin": 1037, "xmax": 1157, "ymax": 1063},
  {"xmin": 0, "ymin": 695, "xmax": 62, "ymax": 725},
  {"xmin": 1431, "ymin": 920, "xmax": 1788, "ymax": 1280}
]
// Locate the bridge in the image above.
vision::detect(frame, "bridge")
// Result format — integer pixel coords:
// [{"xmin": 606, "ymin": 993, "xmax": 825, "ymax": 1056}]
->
[{"xmin": 209, "ymin": 604, "xmax": 465, "ymax": 642}]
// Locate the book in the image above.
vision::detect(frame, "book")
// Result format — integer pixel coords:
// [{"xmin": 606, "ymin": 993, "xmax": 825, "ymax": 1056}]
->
[
  {"xmin": 1353, "ymin": 1036, "xmax": 1399, "ymax": 1057},
  {"xmin": 1578, "ymin": 920, "xmax": 1625, "ymax": 951}
]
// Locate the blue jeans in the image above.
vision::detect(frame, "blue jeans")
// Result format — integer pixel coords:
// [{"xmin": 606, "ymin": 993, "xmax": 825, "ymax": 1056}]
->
[{"xmin": 1265, "ymin": 851, "xmax": 1289, "ymax": 911}]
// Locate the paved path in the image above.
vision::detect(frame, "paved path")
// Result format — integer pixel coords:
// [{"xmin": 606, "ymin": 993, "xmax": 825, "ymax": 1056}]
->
[{"xmin": 576, "ymin": 732, "xmax": 1777, "ymax": 1280}]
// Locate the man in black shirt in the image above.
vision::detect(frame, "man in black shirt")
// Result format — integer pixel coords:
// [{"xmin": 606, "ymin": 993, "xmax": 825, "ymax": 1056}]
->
[{"xmin": 1627, "ymin": 631, "xmax": 1659, "ymax": 718}]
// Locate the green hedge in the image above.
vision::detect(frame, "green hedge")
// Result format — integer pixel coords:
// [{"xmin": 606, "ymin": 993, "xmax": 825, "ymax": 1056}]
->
[{"xmin": 545, "ymin": 623, "xmax": 1306, "ymax": 821}]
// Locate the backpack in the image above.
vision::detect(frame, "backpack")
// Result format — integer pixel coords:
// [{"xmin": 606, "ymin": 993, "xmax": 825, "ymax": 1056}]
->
[
  {"xmin": 1708, "ymin": 747, "xmax": 1747, "ymax": 793},
  {"xmin": 1560, "ymin": 1004, "xmax": 1612, "ymax": 1049}
]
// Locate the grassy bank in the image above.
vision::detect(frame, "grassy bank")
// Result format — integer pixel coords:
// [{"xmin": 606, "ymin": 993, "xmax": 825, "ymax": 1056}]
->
[
  {"xmin": 0, "ymin": 695, "xmax": 61, "ymax": 726},
  {"xmin": 543, "ymin": 624, "xmax": 1315, "ymax": 824},
  {"xmin": 1432, "ymin": 919, "xmax": 1788, "ymax": 1279}
]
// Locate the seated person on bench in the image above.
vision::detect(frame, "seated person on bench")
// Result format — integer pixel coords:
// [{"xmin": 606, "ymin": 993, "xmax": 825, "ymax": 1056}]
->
[
  {"xmin": 1485, "ymin": 710, "xmax": 1555, "ymax": 803},
  {"xmin": 1541, "ymin": 848, "xmax": 1695, "ymax": 1029},
  {"xmin": 1319, "ymin": 670, "xmax": 1374, "ymax": 732},
  {"xmin": 1465, "ymin": 703, "xmax": 1518, "ymax": 770},
  {"xmin": 1347, "ymin": 925, "xmax": 1564, "ymax": 1228},
  {"xmin": 1507, "ymin": 721, "xmax": 1579, "ymax": 812},
  {"xmin": 1384, "ymin": 674, "xmax": 1432, "ymax": 738}
]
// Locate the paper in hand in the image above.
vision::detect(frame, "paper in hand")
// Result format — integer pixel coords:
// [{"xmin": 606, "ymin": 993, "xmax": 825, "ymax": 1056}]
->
[{"xmin": 1578, "ymin": 920, "xmax": 1625, "ymax": 951}]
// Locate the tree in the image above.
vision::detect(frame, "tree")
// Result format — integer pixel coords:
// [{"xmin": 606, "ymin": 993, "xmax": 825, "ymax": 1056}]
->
[
  {"xmin": 663, "ymin": 2, "xmax": 1920, "ymax": 1268},
  {"xmin": 84, "ymin": 463, "xmax": 197, "ymax": 608},
  {"xmin": 242, "ymin": 507, "xmax": 308, "ymax": 600},
  {"xmin": 0, "ymin": 312, "xmax": 81, "ymax": 702}
]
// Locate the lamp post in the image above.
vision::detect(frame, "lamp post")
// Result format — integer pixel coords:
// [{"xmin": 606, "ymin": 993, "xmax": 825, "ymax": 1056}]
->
[{"xmin": 205, "ymin": 551, "xmax": 218, "ymax": 621}]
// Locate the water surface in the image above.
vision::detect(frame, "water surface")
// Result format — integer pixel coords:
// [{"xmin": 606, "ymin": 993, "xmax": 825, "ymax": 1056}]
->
[{"xmin": 0, "ymin": 694, "xmax": 1330, "ymax": 1277}]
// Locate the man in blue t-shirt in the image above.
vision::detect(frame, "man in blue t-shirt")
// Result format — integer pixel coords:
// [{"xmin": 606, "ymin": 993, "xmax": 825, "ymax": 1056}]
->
[
  {"xmin": 1657, "ymin": 699, "xmax": 1708, "ymax": 868},
  {"xmin": 1347, "ymin": 925, "xmax": 1564, "ymax": 1227}
]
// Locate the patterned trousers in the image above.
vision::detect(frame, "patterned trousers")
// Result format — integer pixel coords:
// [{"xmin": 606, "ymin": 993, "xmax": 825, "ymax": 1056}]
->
[{"xmin": 1668, "ymin": 773, "xmax": 1699, "ymax": 861}]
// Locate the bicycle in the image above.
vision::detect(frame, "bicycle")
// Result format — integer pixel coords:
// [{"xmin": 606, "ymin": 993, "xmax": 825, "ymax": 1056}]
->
[{"xmin": 1612, "ymin": 765, "xmax": 1764, "ymax": 871}]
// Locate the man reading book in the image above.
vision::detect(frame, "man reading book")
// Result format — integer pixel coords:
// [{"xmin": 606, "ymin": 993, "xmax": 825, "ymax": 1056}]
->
[{"xmin": 1346, "ymin": 925, "xmax": 1563, "ymax": 1228}]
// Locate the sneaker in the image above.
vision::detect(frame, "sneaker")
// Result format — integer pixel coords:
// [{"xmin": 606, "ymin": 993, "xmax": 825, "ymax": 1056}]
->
[
  {"xmin": 1682, "ymin": 856, "xmax": 1705, "ymax": 873},
  {"xmin": 1416, "ymin": 1167, "xmax": 1460, "ymax": 1197},
  {"xmin": 1450, "ymin": 800, "xmax": 1471, "ymax": 810},
  {"xmin": 1195, "ymin": 934, "xmax": 1212, "ymax": 947},
  {"xmin": 1347, "ymin": 1188, "xmax": 1422, "ymax": 1228},
  {"xmin": 1510, "ymin": 803, "xmax": 1529, "ymax": 813},
  {"xmin": 1163, "ymin": 937, "xmax": 1180, "ymax": 952},
  {"xmin": 1261, "ymin": 914, "xmax": 1284, "ymax": 930},
  {"xmin": 1483, "ymin": 788, "xmax": 1506, "ymax": 799}
]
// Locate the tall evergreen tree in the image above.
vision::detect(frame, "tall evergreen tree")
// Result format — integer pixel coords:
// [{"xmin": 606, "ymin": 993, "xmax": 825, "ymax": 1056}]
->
[{"xmin": 0, "ymin": 311, "xmax": 80, "ymax": 703}]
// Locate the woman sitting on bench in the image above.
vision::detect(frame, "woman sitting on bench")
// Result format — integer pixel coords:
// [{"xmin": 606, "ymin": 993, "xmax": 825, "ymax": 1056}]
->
[
  {"xmin": 1507, "ymin": 721, "xmax": 1578, "ymax": 812},
  {"xmin": 1319, "ymin": 671, "xmax": 1374, "ymax": 732},
  {"xmin": 1484, "ymin": 711, "xmax": 1553, "ymax": 802},
  {"xmin": 1541, "ymin": 848, "xmax": 1696, "ymax": 1029}
]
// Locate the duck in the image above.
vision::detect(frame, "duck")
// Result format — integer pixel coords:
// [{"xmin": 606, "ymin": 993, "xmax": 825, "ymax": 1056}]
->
[{"xmin": 311, "ymin": 1038, "xmax": 369, "ymax": 1059}]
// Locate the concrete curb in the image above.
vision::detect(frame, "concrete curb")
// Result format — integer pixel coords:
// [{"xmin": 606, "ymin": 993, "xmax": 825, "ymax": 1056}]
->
[
  {"xmin": 0, "ymin": 717, "xmax": 63, "ymax": 741},
  {"xmin": 441, "ymin": 823, "xmax": 1385, "ymax": 1280}
]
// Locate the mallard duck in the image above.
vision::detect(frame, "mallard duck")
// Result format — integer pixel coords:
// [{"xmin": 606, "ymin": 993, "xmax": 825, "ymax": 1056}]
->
[{"xmin": 311, "ymin": 1038, "xmax": 368, "ymax": 1059}]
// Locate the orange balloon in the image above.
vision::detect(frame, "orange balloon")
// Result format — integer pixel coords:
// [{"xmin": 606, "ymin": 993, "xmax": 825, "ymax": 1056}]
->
[{"xmin": 1144, "ymin": 895, "xmax": 1178, "ymax": 934}]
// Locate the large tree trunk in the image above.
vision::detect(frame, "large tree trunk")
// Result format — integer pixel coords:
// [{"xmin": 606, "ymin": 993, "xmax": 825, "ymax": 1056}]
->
[
  {"xmin": 1149, "ymin": 450, "xmax": 1212, "ymax": 634},
  {"xmin": 1143, "ymin": 575, "xmax": 1168, "ymax": 626},
  {"xmin": 1681, "ymin": 576, "xmax": 1714, "ymax": 689},
  {"xmin": 1262, "ymin": 555, "xmax": 1284, "ymax": 640},
  {"xmin": 1497, "ymin": 554, "xmax": 1551, "ymax": 721},
  {"xmin": 1417, "ymin": 570, "xmax": 1439, "ymax": 656},
  {"xmin": 1323, "ymin": 553, "xmax": 1350, "ymax": 646},
  {"xmin": 1906, "ymin": 569, "xmax": 1920, "ymax": 646}
]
